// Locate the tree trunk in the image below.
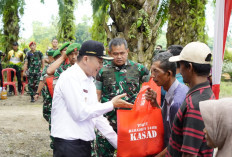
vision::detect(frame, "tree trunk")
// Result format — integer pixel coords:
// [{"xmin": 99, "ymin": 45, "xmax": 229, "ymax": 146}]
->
[
  {"xmin": 2, "ymin": 0, "xmax": 20, "ymax": 54},
  {"xmin": 166, "ymin": 0, "xmax": 207, "ymax": 47},
  {"xmin": 104, "ymin": 0, "xmax": 161, "ymax": 68},
  {"xmin": 57, "ymin": 0, "xmax": 77, "ymax": 42}
]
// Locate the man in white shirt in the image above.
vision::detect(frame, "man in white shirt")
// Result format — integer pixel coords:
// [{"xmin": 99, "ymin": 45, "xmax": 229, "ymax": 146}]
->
[{"xmin": 51, "ymin": 40, "xmax": 133, "ymax": 157}]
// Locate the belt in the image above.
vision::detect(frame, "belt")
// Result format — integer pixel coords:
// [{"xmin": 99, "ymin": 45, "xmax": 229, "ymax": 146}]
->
[{"xmin": 54, "ymin": 137, "xmax": 91, "ymax": 145}]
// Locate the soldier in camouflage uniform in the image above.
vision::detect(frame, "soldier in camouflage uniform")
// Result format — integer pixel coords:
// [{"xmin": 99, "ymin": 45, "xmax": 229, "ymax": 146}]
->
[
  {"xmin": 46, "ymin": 42, "xmax": 71, "ymax": 76},
  {"xmin": 44, "ymin": 50, "xmax": 59, "ymax": 149},
  {"xmin": 34, "ymin": 49, "xmax": 61, "ymax": 149},
  {"xmin": 23, "ymin": 41, "xmax": 44, "ymax": 102},
  {"xmin": 53, "ymin": 43, "xmax": 80, "ymax": 85},
  {"xmin": 95, "ymin": 38, "xmax": 150, "ymax": 157},
  {"xmin": 34, "ymin": 49, "xmax": 56, "ymax": 119}
]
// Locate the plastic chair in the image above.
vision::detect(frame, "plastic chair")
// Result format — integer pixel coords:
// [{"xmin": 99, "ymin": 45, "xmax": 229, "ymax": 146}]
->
[
  {"xmin": 2, "ymin": 68, "xmax": 17, "ymax": 95},
  {"xmin": 21, "ymin": 76, "xmax": 28, "ymax": 95}
]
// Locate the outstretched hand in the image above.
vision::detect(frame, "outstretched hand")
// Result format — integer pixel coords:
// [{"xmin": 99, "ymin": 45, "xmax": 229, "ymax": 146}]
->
[
  {"xmin": 145, "ymin": 87, "xmax": 160, "ymax": 108},
  {"xmin": 112, "ymin": 93, "xmax": 133, "ymax": 108}
]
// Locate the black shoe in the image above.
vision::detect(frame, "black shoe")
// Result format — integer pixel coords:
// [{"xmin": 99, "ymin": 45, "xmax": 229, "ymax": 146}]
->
[{"xmin": 31, "ymin": 96, "xmax": 35, "ymax": 103}]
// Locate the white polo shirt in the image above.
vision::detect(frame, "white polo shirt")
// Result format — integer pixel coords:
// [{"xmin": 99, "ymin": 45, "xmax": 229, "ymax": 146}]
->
[{"xmin": 51, "ymin": 63, "xmax": 117, "ymax": 148}]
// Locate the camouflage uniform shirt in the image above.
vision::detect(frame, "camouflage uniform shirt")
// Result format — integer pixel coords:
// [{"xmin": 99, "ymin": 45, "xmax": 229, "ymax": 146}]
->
[
  {"xmin": 25, "ymin": 50, "xmax": 43, "ymax": 74},
  {"xmin": 40, "ymin": 63, "xmax": 52, "ymax": 122},
  {"xmin": 95, "ymin": 59, "xmax": 150, "ymax": 104},
  {"xmin": 95, "ymin": 59, "xmax": 150, "ymax": 130},
  {"xmin": 94, "ymin": 60, "xmax": 150, "ymax": 157},
  {"xmin": 25, "ymin": 50, "xmax": 43, "ymax": 96},
  {"xmin": 53, "ymin": 62, "xmax": 71, "ymax": 85}
]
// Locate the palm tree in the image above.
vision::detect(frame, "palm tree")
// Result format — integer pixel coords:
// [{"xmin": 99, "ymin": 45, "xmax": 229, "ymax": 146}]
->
[
  {"xmin": 0, "ymin": 0, "xmax": 25, "ymax": 54},
  {"xmin": 166, "ymin": 0, "xmax": 208, "ymax": 47},
  {"xmin": 57, "ymin": 0, "xmax": 78, "ymax": 42},
  {"xmin": 91, "ymin": 0, "xmax": 167, "ymax": 68}
]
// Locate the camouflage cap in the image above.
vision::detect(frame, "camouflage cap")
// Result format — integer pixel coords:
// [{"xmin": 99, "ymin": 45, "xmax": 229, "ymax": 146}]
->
[
  {"xmin": 47, "ymin": 49, "xmax": 55, "ymax": 56},
  {"xmin": 53, "ymin": 49, "xmax": 61, "ymax": 58},
  {"xmin": 59, "ymin": 42, "xmax": 71, "ymax": 51},
  {"xmin": 66, "ymin": 43, "xmax": 81, "ymax": 55}
]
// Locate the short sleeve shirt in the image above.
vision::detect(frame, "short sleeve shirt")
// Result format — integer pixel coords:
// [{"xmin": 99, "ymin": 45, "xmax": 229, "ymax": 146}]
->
[
  {"xmin": 166, "ymin": 81, "xmax": 215, "ymax": 156},
  {"xmin": 8, "ymin": 49, "xmax": 24, "ymax": 65},
  {"xmin": 95, "ymin": 60, "xmax": 150, "ymax": 103}
]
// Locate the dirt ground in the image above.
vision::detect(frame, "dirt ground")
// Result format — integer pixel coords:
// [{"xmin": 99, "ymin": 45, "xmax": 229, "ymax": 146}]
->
[
  {"xmin": 0, "ymin": 93, "xmax": 53, "ymax": 157},
  {"xmin": 0, "ymin": 91, "xmax": 218, "ymax": 157}
]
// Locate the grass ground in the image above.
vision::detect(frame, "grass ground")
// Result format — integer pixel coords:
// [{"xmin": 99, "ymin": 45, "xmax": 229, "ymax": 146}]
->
[{"xmin": 219, "ymin": 81, "xmax": 232, "ymax": 98}]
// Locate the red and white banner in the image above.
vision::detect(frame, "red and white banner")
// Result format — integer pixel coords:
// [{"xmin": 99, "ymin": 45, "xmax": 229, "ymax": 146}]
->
[{"xmin": 212, "ymin": 0, "xmax": 232, "ymax": 99}]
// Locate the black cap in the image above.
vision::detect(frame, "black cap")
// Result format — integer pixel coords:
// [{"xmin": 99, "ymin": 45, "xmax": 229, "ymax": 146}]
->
[
  {"xmin": 13, "ymin": 42, "xmax": 18, "ymax": 46},
  {"xmin": 79, "ymin": 40, "xmax": 113, "ymax": 60}
]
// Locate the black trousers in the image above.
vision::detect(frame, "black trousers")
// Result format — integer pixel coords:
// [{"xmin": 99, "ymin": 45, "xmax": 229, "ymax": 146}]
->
[
  {"xmin": 10, "ymin": 65, "xmax": 22, "ymax": 92},
  {"xmin": 53, "ymin": 138, "xmax": 91, "ymax": 157}
]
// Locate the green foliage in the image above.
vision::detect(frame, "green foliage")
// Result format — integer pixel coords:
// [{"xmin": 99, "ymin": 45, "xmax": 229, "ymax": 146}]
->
[
  {"xmin": 0, "ymin": 0, "xmax": 25, "ymax": 55},
  {"xmin": 128, "ymin": 23, "xmax": 137, "ymax": 39},
  {"xmin": 224, "ymin": 48, "xmax": 232, "ymax": 62},
  {"xmin": 90, "ymin": 0, "xmax": 109, "ymax": 45},
  {"xmin": 31, "ymin": 20, "xmax": 58, "ymax": 43},
  {"xmin": 57, "ymin": 0, "xmax": 78, "ymax": 42},
  {"xmin": 188, "ymin": 0, "xmax": 207, "ymax": 42},
  {"xmin": 166, "ymin": 0, "xmax": 207, "ymax": 46},
  {"xmin": 220, "ymin": 81, "xmax": 232, "ymax": 98},
  {"xmin": 121, "ymin": 4, "xmax": 126, "ymax": 9},
  {"xmin": 0, "ymin": 32, "xmax": 5, "ymax": 53},
  {"xmin": 27, "ymin": 17, "xmax": 59, "ymax": 54},
  {"xmin": 156, "ymin": 0, "xmax": 169, "ymax": 33},
  {"xmin": 75, "ymin": 19, "xmax": 91, "ymax": 45},
  {"xmin": 129, "ymin": 9, "xmax": 151, "ymax": 39},
  {"xmin": 136, "ymin": 18, "xmax": 142, "ymax": 28},
  {"xmin": 156, "ymin": 30, "xmax": 167, "ymax": 50},
  {"xmin": 36, "ymin": 38, "xmax": 51, "ymax": 54},
  {"xmin": 222, "ymin": 61, "xmax": 232, "ymax": 74}
]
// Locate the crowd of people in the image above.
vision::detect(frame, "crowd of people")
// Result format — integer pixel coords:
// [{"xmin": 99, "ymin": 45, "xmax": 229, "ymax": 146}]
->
[{"xmin": 0, "ymin": 38, "xmax": 231, "ymax": 157}]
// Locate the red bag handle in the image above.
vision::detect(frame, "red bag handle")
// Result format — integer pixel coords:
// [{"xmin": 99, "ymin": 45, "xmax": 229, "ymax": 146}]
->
[
  {"xmin": 132, "ymin": 78, "xmax": 161, "ymax": 112},
  {"xmin": 46, "ymin": 76, "xmax": 54, "ymax": 98}
]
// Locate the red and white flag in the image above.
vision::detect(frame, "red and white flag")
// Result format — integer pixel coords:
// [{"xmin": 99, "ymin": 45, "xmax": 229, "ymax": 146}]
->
[{"xmin": 212, "ymin": 0, "xmax": 232, "ymax": 99}]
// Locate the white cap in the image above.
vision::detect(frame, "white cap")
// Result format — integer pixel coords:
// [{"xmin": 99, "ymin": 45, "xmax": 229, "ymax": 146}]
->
[{"xmin": 169, "ymin": 42, "xmax": 212, "ymax": 64}]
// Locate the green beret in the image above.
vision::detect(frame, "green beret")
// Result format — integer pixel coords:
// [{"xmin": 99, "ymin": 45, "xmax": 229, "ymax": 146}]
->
[
  {"xmin": 47, "ymin": 49, "xmax": 55, "ymax": 56},
  {"xmin": 59, "ymin": 42, "xmax": 71, "ymax": 51},
  {"xmin": 66, "ymin": 43, "xmax": 81, "ymax": 55},
  {"xmin": 53, "ymin": 50, "xmax": 61, "ymax": 58}
]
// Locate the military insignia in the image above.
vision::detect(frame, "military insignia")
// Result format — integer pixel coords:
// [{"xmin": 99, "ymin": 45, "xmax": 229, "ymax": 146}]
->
[{"xmin": 86, "ymin": 51, "xmax": 96, "ymax": 54}]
